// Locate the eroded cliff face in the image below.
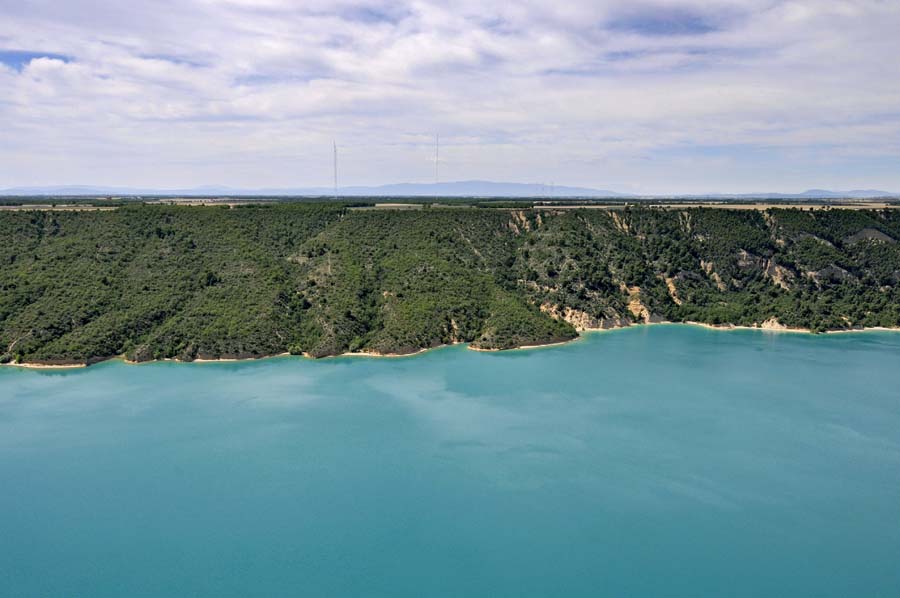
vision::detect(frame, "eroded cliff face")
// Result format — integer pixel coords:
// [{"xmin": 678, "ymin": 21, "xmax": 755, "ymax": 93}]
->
[
  {"xmin": 512, "ymin": 206, "xmax": 900, "ymax": 336},
  {"xmin": 759, "ymin": 317, "xmax": 789, "ymax": 330},
  {"xmin": 540, "ymin": 303, "xmax": 630, "ymax": 331}
]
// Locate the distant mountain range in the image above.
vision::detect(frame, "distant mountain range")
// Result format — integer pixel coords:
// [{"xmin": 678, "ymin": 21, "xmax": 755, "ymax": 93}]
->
[
  {"xmin": 0, "ymin": 181, "xmax": 620, "ymax": 197},
  {"xmin": 1, "ymin": 181, "xmax": 898, "ymax": 199},
  {"xmin": 672, "ymin": 189, "xmax": 900, "ymax": 200}
]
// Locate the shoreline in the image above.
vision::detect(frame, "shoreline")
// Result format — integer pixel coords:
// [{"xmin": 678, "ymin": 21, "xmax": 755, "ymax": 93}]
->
[
  {"xmin": 192, "ymin": 352, "xmax": 291, "ymax": 363},
  {"xmin": 335, "ymin": 347, "xmax": 433, "ymax": 359},
  {"xmin": 468, "ymin": 338, "xmax": 576, "ymax": 352},
  {"xmin": 681, "ymin": 321, "xmax": 810, "ymax": 334},
  {"xmin": 679, "ymin": 321, "xmax": 900, "ymax": 335},
  {"xmin": 4, "ymin": 322, "xmax": 900, "ymax": 370}
]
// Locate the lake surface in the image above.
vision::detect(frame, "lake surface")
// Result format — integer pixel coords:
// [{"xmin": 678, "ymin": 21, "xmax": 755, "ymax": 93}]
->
[{"xmin": 2, "ymin": 325, "xmax": 900, "ymax": 597}]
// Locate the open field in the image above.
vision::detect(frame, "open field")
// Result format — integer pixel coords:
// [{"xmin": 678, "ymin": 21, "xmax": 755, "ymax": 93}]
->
[
  {"xmin": 534, "ymin": 202, "xmax": 900, "ymax": 211},
  {"xmin": 350, "ymin": 202, "xmax": 425, "ymax": 210},
  {"xmin": 0, "ymin": 204, "xmax": 119, "ymax": 211}
]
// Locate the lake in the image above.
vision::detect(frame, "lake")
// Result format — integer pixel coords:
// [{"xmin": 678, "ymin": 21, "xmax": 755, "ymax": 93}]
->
[{"xmin": 2, "ymin": 325, "xmax": 899, "ymax": 597}]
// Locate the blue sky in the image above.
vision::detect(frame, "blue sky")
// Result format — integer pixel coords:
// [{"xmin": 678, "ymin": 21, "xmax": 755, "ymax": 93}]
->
[
  {"xmin": 1, "ymin": 0, "xmax": 898, "ymax": 193},
  {"xmin": 0, "ymin": 50, "xmax": 70, "ymax": 71}
]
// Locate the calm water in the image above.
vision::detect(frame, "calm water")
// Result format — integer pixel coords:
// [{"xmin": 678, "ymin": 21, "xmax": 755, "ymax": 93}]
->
[{"xmin": 2, "ymin": 325, "xmax": 900, "ymax": 597}]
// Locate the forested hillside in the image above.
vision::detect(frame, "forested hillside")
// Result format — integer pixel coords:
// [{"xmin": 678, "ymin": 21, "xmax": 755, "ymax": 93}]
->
[{"xmin": 2, "ymin": 204, "xmax": 899, "ymax": 364}]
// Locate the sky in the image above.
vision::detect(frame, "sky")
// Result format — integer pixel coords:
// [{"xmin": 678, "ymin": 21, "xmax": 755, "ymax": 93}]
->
[{"xmin": 1, "ymin": 0, "xmax": 899, "ymax": 194}]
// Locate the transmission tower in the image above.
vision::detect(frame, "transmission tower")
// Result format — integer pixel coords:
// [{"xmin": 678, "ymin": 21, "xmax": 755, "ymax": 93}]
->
[{"xmin": 434, "ymin": 133, "xmax": 440, "ymax": 185}]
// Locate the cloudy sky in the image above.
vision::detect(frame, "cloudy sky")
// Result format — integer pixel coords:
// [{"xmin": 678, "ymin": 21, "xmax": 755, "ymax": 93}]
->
[{"xmin": 1, "ymin": 0, "xmax": 898, "ymax": 193}]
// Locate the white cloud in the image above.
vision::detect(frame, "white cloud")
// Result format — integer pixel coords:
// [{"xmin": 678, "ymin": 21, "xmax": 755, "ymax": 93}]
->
[{"xmin": 0, "ymin": 0, "xmax": 898, "ymax": 193}]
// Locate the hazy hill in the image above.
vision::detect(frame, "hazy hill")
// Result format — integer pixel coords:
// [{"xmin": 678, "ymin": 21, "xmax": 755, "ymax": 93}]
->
[
  {"xmin": 0, "ymin": 181, "xmax": 620, "ymax": 197},
  {"xmin": 4, "ymin": 182, "xmax": 897, "ymax": 198}
]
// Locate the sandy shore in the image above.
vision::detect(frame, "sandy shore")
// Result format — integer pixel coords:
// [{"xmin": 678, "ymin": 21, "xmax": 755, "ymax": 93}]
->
[
  {"xmin": 4, "ymin": 322, "xmax": 899, "ymax": 370},
  {"xmin": 192, "ymin": 353, "xmax": 291, "ymax": 363},
  {"xmin": 681, "ymin": 321, "xmax": 810, "ymax": 333},
  {"xmin": 468, "ymin": 338, "xmax": 576, "ymax": 352},
  {"xmin": 1, "ymin": 362, "xmax": 88, "ymax": 370},
  {"xmin": 679, "ymin": 321, "xmax": 900, "ymax": 335},
  {"xmin": 824, "ymin": 326, "xmax": 900, "ymax": 334},
  {"xmin": 337, "ymin": 347, "xmax": 432, "ymax": 358}
]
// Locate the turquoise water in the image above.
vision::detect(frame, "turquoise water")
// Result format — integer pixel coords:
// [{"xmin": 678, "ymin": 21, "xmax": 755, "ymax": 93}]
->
[{"xmin": 2, "ymin": 325, "xmax": 900, "ymax": 597}]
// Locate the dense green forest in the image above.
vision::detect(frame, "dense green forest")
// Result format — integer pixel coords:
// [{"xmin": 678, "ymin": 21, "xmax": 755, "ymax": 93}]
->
[{"xmin": 1, "ymin": 204, "xmax": 899, "ymax": 364}]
